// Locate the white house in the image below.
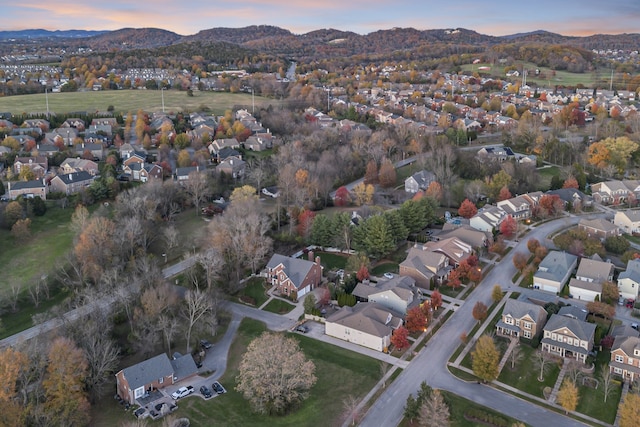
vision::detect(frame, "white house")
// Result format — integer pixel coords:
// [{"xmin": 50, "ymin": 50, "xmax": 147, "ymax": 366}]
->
[
  {"xmin": 568, "ymin": 257, "xmax": 614, "ymax": 301},
  {"xmin": 533, "ymin": 251, "xmax": 578, "ymax": 293},
  {"xmin": 470, "ymin": 205, "xmax": 506, "ymax": 232},
  {"xmin": 404, "ymin": 170, "xmax": 436, "ymax": 193},
  {"xmin": 618, "ymin": 259, "xmax": 640, "ymax": 301},
  {"xmin": 614, "ymin": 210, "xmax": 640, "ymax": 235}
]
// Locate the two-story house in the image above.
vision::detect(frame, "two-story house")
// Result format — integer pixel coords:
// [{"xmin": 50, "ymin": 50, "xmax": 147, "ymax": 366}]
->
[
  {"xmin": 577, "ymin": 218, "xmax": 620, "ymax": 240},
  {"xmin": 618, "ymin": 259, "xmax": 640, "ymax": 301},
  {"xmin": 609, "ymin": 327, "xmax": 640, "ymax": 382},
  {"xmin": 470, "ymin": 205, "xmax": 507, "ymax": 233},
  {"xmin": 569, "ymin": 256, "xmax": 615, "ymax": 301},
  {"xmin": 59, "ymin": 158, "xmax": 99, "ymax": 176},
  {"xmin": 533, "ymin": 251, "xmax": 578, "ymax": 294},
  {"xmin": 497, "ymin": 195, "xmax": 532, "ymax": 220},
  {"xmin": 49, "ymin": 171, "xmax": 95, "ymax": 195},
  {"xmin": 217, "ymin": 156, "xmax": 246, "ymax": 180},
  {"xmin": 13, "ymin": 156, "xmax": 48, "ymax": 179},
  {"xmin": 352, "ymin": 276, "xmax": 418, "ymax": 315},
  {"xmin": 496, "ymin": 299, "xmax": 547, "ymax": 340},
  {"xmin": 614, "ymin": 210, "xmax": 640, "ymax": 235},
  {"xmin": 404, "ymin": 170, "xmax": 436, "ymax": 194},
  {"xmin": 7, "ymin": 179, "xmax": 47, "ymax": 200},
  {"xmin": 541, "ymin": 314, "xmax": 596, "ymax": 363},
  {"xmin": 421, "ymin": 237, "xmax": 473, "ymax": 267},
  {"xmin": 591, "ymin": 181, "xmax": 630, "ymax": 205},
  {"xmin": 265, "ymin": 252, "xmax": 323, "ymax": 298},
  {"xmin": 400, "ymin": 245, "xmax": 452, "ymax": 289}
]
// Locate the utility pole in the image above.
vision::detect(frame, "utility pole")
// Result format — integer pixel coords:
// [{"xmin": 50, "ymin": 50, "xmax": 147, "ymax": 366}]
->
[
  {"xmin": 45, "ymin": 87, "xmax": 49, "ymax": 119},
  {"xmin": 161, "ymin": 87, "xmax": 165, "ymax": 113}
]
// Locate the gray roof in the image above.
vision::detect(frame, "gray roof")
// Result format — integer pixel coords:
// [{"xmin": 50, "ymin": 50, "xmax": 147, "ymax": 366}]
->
[
  {"xmin": 612, "ymin": 335, "xmax": 640, "ymax": 358},
  {"xmin": 352, "ymin": 276, "xmax": 416, "ymax": 301},
  {"xmin": 576, "ymin": 258, "xmax": 613, "ymax": 283},
  {"xmin": 120, "ymin": 353, "xmax": 173, "ymax": 390},
  {"xmin": 502, "ymin": 299, "xmax": 546, "ymax": 323},
  {"xmin": 544, "ymin": 313, "xmax": 595, "ymax": 342},
  {"xmin": 612, "ymin": 324, "xmax": 640, "ymax": 339},
  {"xmin": 10, "ymin": 179, "xmax": 44, "ymax": 190},
  {"xmin": 569, "ymin": 278, "xmax": 602, "ymax": 294},
  {"xmin": 325, "ymin": 302, "xmax": 403, "ymax": 338},
  {"xmin": 266, "ymin": 254, "xmax": 317, "ymax": 290},
  {"xmin": 171, "ymin": 354, "xmax": 198, "ymax": 381},
  {"xmin": 557, "ymin": 305, "xmax": 589, "ymax": 322},
  {"xmin": 176, "ymin": 166, "xmax": 199, "ymax": 177},
  {"xmin": 55, "ymin": 171, "xmax": 93, "ymax": 185},
  {"xmin": 535, "ymin": 251, "xmax": 578, "ymax": 283},
  {"xmin": 578, "ymin": 218, "xmax": 618, "ymax": 233},
  {"xmin": 619, "ymin": 259, "xmax": 640, "ymax": 284},
  {"xmin": 407, "ymin": 170, "xmax": 435, "ymax": 189}
]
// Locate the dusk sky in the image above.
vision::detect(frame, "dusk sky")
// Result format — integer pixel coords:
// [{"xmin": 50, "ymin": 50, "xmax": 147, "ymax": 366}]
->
[{"xmin": 5, "ymin": 1, "xmax": 640, "ymax": 37}]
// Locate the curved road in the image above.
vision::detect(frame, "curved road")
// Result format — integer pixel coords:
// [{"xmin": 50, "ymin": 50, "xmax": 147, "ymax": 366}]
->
[{"xmin": 360, "ymin": 214, "xmax": 606, "ymax": 427}]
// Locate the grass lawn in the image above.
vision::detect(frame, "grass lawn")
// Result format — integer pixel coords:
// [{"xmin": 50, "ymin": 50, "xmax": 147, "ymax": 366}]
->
[
  {"xmin": 537, "ymin": 166, "xmax": 562, "ymax": 190},
  {"xmin": 316, "ymin": 251, "xmax": 349, "ymax": 270},
  {"xmin": 0, "ymin": 204, "xmax": 75, "ymax": 296},
  {"xmin": 0, "ymin": 288, "xmax": 71, "ymax": 339},
  {"xmin": 147, "ymin": 207, "xmax": 210, "ymax": 263},
  {"xmin": 370, "ymin": 261, "xmax": 399, "ymax": 275},
  {"xmin": 0, "ymin": 90, "xmax": 283, "ymax": 116},
  {"xmin": 236, "ymin": 277, "xmax": 269, "ymax": 307},
  {"xmin": 437, "ymin": 285, "xmax": 464, "ymax": 299},
  {"xmin": 497, "ymin": 345, "xmax": 561, "ymax": 398},
  {"xmin": 262, "ymin": 298, "xmax": 296, "ymax": 314},
  {"xmin": 575, "ymin": 380, "xmax": 621, "ymax": 424},
  {"xmin": 160, "ymin": 318, "xmax": 381, "ymax": 427}
]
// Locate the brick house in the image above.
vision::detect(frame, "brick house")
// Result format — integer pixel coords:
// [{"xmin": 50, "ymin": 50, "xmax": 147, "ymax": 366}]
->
[
  {"xmin": 7, "ymin": 179, "xmax": 47, "ymax": 200},
  {"xmin": 496, "ymin": 299, "xmax": 547, "ymax": 340},
  {"xmin": 265, "ymin": 252, "xmax": 323, "ymax": 298},
  {"xmin": 609, "ymin": 326, "xmax": 640, "ymax": 382},
  {"xmin": 13, "ymin": 156, "xmax": 48, "ymax": 179},
  {"xmin": 49, "ymin": 171, "xmax": 94, "ymax": 195},
  {"xmin": 578, "ymin": 218, "xmax": 620, "ymax": 240}
]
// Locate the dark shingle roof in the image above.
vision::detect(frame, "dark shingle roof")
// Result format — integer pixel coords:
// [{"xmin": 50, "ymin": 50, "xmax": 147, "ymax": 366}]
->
[{"xmin": 121, "ymin": 353, "xmax": 173, "ymax": 390}]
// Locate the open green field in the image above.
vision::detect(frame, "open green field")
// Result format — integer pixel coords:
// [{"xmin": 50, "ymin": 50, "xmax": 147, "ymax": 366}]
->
[
  {"xmin": 262, "ymin": 298, "xmax": 296, "ymax": 314},
  {"xmin": 0, "ymin": 90, "xmax": 283, "ymax": 116},
  {"xmin": 461, "ymin": 61, "xmax": 606, "ymax": 88},
  {"xmin": 92, "ymin": 318, "xmax": 383, "ymax": 427}
]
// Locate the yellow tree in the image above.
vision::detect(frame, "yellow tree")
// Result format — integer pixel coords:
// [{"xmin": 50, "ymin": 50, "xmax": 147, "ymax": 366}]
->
[
  {"xmin": 230, "ymin": 185, "xmax": 258, "ymax": 203},
  {"xmin": 471, "ymin": 335, "xmax": 499, "ymax": 382},
  {"xmin": 177, "ymin": 149, "xmax": 192, "ymax": 167},
  {"xmin": 601, "ymin": 136, "xmax": 639, "ymax": 172},
  {"xmin": 18, "ymin": 165, "xmax": 35, "ymax": 181},
  {"xmin": 587, "ymin": 141, "xmax": 611, "ymax": 170},
  {"xmin": 556, "ymin": 379, "xmax": 578, "ymax": 414},
  {"xmin": 43, "ymin": 337, "xmax": 90, "ymax": 426},
  {"xmin": 352, "ymin": 183, "xmax": 374, "ymax": 206},
  {"xmin": 619, "ymin": 393, "xmax": 640, "ymax": 427}
]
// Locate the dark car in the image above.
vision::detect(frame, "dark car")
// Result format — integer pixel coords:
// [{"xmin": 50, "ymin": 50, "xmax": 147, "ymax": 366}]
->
[
  {"xmin": 200, "ymin": 339, "xmax": 213, "ymax": 349},
  {"xmin": 134, "ymin": 407, "xmax": 146, "ymax": 419},
  {"xmin": 200, "ymin": 385, "xmax": 213, "ymax": 398},
  {"xmin": 295, "ymin": 325, "xmax": 309, "ymax": 333},
  {"xmin": 212, "ymin": 381, "xmax": 226, "ymax": 394}
]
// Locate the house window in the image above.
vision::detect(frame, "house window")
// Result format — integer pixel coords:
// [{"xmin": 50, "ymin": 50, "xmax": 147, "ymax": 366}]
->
[
  {"xmin": 523, "ymin": 331, "xmax": 531, "ymax": 339},
  {"xmin": 134, "ymin": 387, "xmax": 145, "ymax": 399},
  {"xmin": 515, "ymin": 320, "xmax": 520, "ymax": 327},
  {"xmin": 629, "ymin": 358, "xmax": 634, "ymax": 365},
  {"xmin": 524, "ymin": 322, "xmax": 532, "ymax": 330},
  {"xmin": 505, "ymin": 317, "xmax": 513, "ymax": 325},
  {"xmin": 159, "ymin": 377, "xmax": 163, "ymax": 384},
  {"xmin": 614, "ymin": 367, "xmax": 622, "ymax": 374},
  {"xmin": 616, "ymin": 355, "xmax": 624, "ymax": 363},
  {"xmin": 567, "ymin": 338, "xmax": 572, "ymax": 345}
]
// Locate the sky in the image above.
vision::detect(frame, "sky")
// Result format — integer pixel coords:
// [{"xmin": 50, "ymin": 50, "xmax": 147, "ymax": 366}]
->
[{"xmin": 5, "ymin": 1, "xmax": 640, "ymax": 37}]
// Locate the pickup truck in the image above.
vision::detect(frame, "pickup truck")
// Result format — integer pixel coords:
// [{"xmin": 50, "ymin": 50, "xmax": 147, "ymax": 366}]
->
[{"xmin": 171, "ymin": 386, "xmax": 194, "ymax": 400}]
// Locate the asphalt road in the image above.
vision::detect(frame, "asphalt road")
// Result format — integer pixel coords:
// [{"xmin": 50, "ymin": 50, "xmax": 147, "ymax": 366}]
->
[{"xmin": 359, "ymin": 214, "xmax": 605, "ymax": 427}]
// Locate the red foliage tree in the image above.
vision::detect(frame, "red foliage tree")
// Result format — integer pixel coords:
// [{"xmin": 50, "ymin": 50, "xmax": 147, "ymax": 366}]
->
[
  {"xmin": 527, "ymin": 238, "xmax": 540, "ymax": 254},
  {"xmin": 538, "ymin": 194, "xmax": 563, "ymax": 218},
  {"xmin": 297, "ymin": 210, "xmax": 316, "ymax": 238},
  {"xmin": 447, "ymin": 269, "xmax": 462, "ymax": 289},
  {"xmin": 334, "ymin": 186, "xmax": 351, "ymax": 207},
  {"xmin": 356, "ymin": 264, "xmax": 370, "ymax": 282},
  {"xmin": 364, "ymin": 160, "xmax": 378, "ymax": 185},
  {"xmin": 500, "ymin": 215, "xmax": 517, "ymax": 238},
  {"xmin": 405, "ymin": 306, "xmax": 427, "ymax": 333},
  {"xmin": 425, "ymin": 181, "xmax": 443, "ymax": 203},
  {"xmin": 317, "ymin": 287, "xmax": 331, "ymax": 306},
  {"xmin": 466, "ymin": 255, "xmax": 479, "ymax": 268},
  {"xmin": 390, "ymin": 326, "xmax": 410, "ymax": 350},
  {"xmin": 25, "ymin": 140, "xmax": 36, "ymax": 152},
  {"xmin": 458, "ymin": 198, "xmax": 478, "ymax": 219},
  {"xmin": 472, "ymin": 301, "xmax": 488, "ymax": 324},
  {"xmin": 430, "ymin": 290, "xmax": 443, "ymax": 310},
  {"xmin": 498, "ymin": 186, "xmax": 512, "ymax": 202},
  {"xmin": 562, "ymin": 176, "xmax": 579, "ymax": 189}
]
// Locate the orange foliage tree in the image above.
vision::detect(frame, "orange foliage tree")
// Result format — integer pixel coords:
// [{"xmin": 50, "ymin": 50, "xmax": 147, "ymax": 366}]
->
[
  {"xmin": 405, "ymin": 306, "xmax": 427, "ymax": 333},
  {"xmin": 458, "ymin": 198, "xmax": 478, "ymax": 219},
  {"xmin": 390, "ymin": 326, "xmax": 410, "ymax": 350}
]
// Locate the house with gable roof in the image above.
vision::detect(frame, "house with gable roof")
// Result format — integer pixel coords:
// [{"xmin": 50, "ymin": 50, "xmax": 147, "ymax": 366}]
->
[
  {"xmin": 404, "ymin": 170, "xmax": 436, "ymax": 193},
  {"xmin": 399, "ymin": 245, "xmax": 451, "ymax": 289},
  {"xmin": 591, "ymin": 181, "xmax": 630, "ymax": 205},
  {"xmin": 618, "ymin": 258, "xmax": 640, "ymax": 301},
  {"xmin": 265, "ymin": 252, "xmax": 323, "ymax": 298},
  {"xmin": 7, "ymin": 179, "xmax": 47, "ymax": 200},
  {"xmin": 614, "ymin": 210, "xmax": 640, "ymax": 235},
  {"xmin": 422, "ymin": 237, "xmax": 473, "ymax": 267},
  {"xmin": 568, "ymin": 256, "xmax": 614, "ymax": 301},
  {"xmin": 49, "ymin": 171, "xmax": 95, "ymax": 195},
  {"xmin": 497, "ymin": 195, "xmax": 532, "ymax": 220},
  {"xmin": 609, "ymin": 327, "xmax": 640, "ymax": 381},
  {"xmin": 470, "ymin": 205, "xmax": 506, "ymax": 233},
  {"xmin": 324, "ymin": 302, "xmax": 403, "ymax": 352},
  {"xmin": 352, "ymin": 276, "xmax": 418, "ymax": 315},
  {"xmin": 115, "ymin": 353, "xmax": 198, "ymax": 405},
  {"xmin": 533, "ymin": 250, "xmax": 578, "ymax": 294},
  {"xmin": 578, "ymin": 218, "xmax": 620, "ymax": 240},
  {"xmin": 496, "ymin": 299, "xmax": 547, "ymax": 340},
  {"xmin": 59, "ymin": 158, "xmax": 99, "ymax": 176},
  {"xmin": 541, "ymin": 314, "xmax": 596, "ymax": 363}
]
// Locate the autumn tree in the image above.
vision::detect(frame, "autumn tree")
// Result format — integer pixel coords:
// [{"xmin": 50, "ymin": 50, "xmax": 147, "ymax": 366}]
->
[
  {"xmin": 430, "ymin": 290, "xmax": 443, "ymax": 310},
  {"xmin": 378, "ymin": 158, "xmax": 397, "ymax": 188},
  {"xmin": 498, "ymin": 186, "xmax": 512, "ymax": 202},
  {"xmin": 619, "ymin": 392, "xmax": 640, "ymax": 427},
  {"xmin": 458, "ymin": 198, "xmax": 478, "ymax": 219},
  {"xmin": 405, "ymin": 306, "xmax": 427, "ymax": 333},
  {"xmin": 236, "ymin": 332, "xmax": 316, "ymax": 415},
  {"xmin": 562, "ymin": 176, "xmax": 579, "ymax": 189},
  {"xmin": 472, "ymin": 335, "xmax": 499, "ymax": 382},
  {"xmin": 601, "ymin": 281, "xmax": 619, "ymax": 305},
  {"xmin": 364, "ymin": 159, "xmax": 378, "ymax": 185},
  {"xmin": 334, "ymin": 186, "xmax": 351, "ymax": 207},
  {"xmin": 4, "ymin": 201, "xmax": 23, "ymax": 228},
  {"xmin": 297, "ymin": 210, "xmax": 316, "ymax": 239},
  {"xmin": 11, "ymin": 218, "xmax": 31, "ymax": 241},
  {"xmin": 352, "ymin": 182, "xmax": 374, "ymax": 206},
  {"xmin": 176, "ymin": 149, "xmax": 192, "ymax": 167},
  {"xmin": 500, "ymin": 215, "xmax": 517, "ymax": 238},
  {"xmin": 43, "ymin": 337, "xmax": 90, "ymax": 426},
  {"xmin": 18, "ymin": 165, "xmax": 36, "ymax": 181},
  {"xmin": 0, "ymin": 347, "xmax": 27, "ymax": 426},
  {"xmin": 425, "ymin": 181, "xmax": 443, "ymax": 204},
  {"xmin": 586, "ymin": 301, "xmax": 615, "ymax": 319},
  {"xmin": 74, "ymin": 216, "xmax": 118, "ymax": 283},
  {"xmin": 557, "ymin": 379, "xmax": 578, "ymax": 414},
  {"xmin": 491, "ymin": 285, "xmax": 503, "ymax": 303},
  {"xmin": 512, "ymin": 252, "xmax": 528, "ymax": 272},
  {"xmin": 472, "ymin": 301, "xmax": 488, "ymax": 324},
  {"xmin": 418, "ymin": 389, "xmax": 450, "ymax": 427},
  {"xmin": 537, "ymin": 194, "xmax": 563, "ymax": 218},
  {"xmin": 391, "ymin": 326, "xmax": 410, "ymax": 350},
  {"xmin": 527, "ymin": 238, "xmax": 540, "ymax": 254},
  {"xmin": 356, "ymin": 264, "xmax": 370, "ymax": 281}
]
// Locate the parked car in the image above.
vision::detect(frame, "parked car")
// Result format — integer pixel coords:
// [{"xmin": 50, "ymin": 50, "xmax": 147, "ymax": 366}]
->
[
  {"xmin": 626, "ymin": 299, "xmax": 635, "ymax": 309},
  {"xmin": 200, "ymin": 385, "xmax": 213, "ymax": 398},
  {"xmin": 295, "ymin": 324, "xmax": 309, "ymax": 333},
  {"xmin": 212, "ymin": 381, "xmax": 226, "ymax": 394},
  {"xmin": 200, "ymin": 339, "xmax": 213, "ymax": 349},
  {"xmin": 134, "ymin": 407, "xmax": 147, "ymax": 419},
  {"xmin": 171, "ymin": 386, "xmax": 194, "ymax": 400},
  {"xmin": 632, "ymin": 323, "xmax": 639, "ymax": 330},
  {"xmin": 383, "ymin": 272, "xmax": 394, "ymax": 279}
]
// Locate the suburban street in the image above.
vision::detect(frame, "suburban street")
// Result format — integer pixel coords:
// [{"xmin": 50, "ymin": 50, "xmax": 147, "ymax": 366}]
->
[{"xmin": 359, "ymin": 214, "xmax": 607, "ymax": 427}]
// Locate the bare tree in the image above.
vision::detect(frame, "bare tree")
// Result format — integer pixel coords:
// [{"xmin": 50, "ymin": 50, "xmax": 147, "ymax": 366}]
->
[
  {"xmin": 182, "ymin": 288, "xmax": 212, "ymax": 353},
  {"xmin": 9, "ymin": 282, "xmax": 21, "ymax": 312},
  {"xmin": 427, "ymin": 137, "xmax": 457, "ymax": 206},
  {"xmin": 246, "ymin": 158, "xmax": 270, "ymax": 192},
  {"xmin": 163, "ymin": 225, "xmax": 179, "ymax": 261},
  {"xmin": 379, "ymin": 362, "xmax": 391, "ymax": 388},
  {"xmin": 565, "ymin": 360, "xmax": 584, "ymax": 385},
  {"xmin": 534, "ymin": 351, "xmax": 554, "ymax": 382},
  {"xmin": 418, "ymin": 389, "xmax": 450, "ymax": 427},
  {"xmin": 599, "ymin": 365, "xmax": 615, "ymax": 403},
  {"xmin": 158, "ymin": 314, "xmax": 180, "ymax": 356},
  {"xmin": 184, "ymin": 170, "xmax": 211, "ymax": 215},
  {"xmin": 509, "ymin": 343, "xmax": 524, "ymax": 369},
  {"xmin": 343, "ymin": 394, "xmax": 361, "ymax": 426}
]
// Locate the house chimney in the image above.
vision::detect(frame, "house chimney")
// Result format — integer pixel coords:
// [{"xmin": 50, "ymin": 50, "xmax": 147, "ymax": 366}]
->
[
  {"xmin": 315, "ymin": 256, "xmax": 321, "ymax": 266},
  {"xmin": 308, "ymin": 250, "xmax": 314, "ymax": 261}
]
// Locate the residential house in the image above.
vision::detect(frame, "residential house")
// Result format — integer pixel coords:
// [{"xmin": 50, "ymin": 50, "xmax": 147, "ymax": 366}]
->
[
  {"xmin": 47, "ymin": 128, "xmax": 77, "ymax": 146},
  {"xmin": 7, "ymin": 179, "xmax": 46, "ymax": 200},
  {"xmin": 614, "ymin": 210, "xmax": 640, "ymax": 235},
  {"xmin": 533, "ymin": 251, "xmax": 578, "ymax": 293},
  {"xmin": 119, "ymin": 143, "xmax": 136, "ymax": 159},
  {"xmin": 496, "ymin": 299, "xmax": 547, "ymax": 340},
  {"xmin": 618, "ymin": 259, "xmax": 640, "ymax": 301},
  {"xmin": 208, "ymin": 138, "xmax": 240, "ymax": 157},
  {"xmin": 609, "ymin": 328, "xmax": 640, "ymax": 381},
  {"xmin": 470, "ymin": 205, "xmax": 506, "ymax": 233},
  {"xmin": 422, "ymin": 237, "xmax": 473, "ymax": 267},
  {"xmin": 13, "ymin": 156, "xmax": 48, "ymax": 179},
  {"xmin": 123, "ymin": 153, "xmax": 146, "ymax": 168},
  {"xmin": 557, "ymin": 305, "xmax": 588, "ymax": 322},
  {"xmin": 265, "ymin": 252, "xmax": 323, "ymax": 298},
  {"xmin": 33, "ymin": 143, "xmax": 59, "ymax": 157},
  {"xmin": 578, "ymin": 218, "xmax": 620, "ymax": 240},
  {"xmin": 243, "ymin": 135, "xmax": 272, "ymax": 151},
  {"xmin": 497, "ymin": 195, "xmax": 532, "ymax": 220},
  {"xmin": 214, "ymin": 147, "xmax": 241, "ymax": 163},
  {"xmin": 435, "ymin": 224, "xmax": 492, "ymax": 250},
  {"xmin": 124, "ymin": 163, "xmax": 163, "ymax": 183},
  {"xmin": 59, "ymin": 158, "xmax": 99, "ymax": 176},
  {"xmin": 324, "ymin": 302, "xmax": 403, "ymax": 352},
  {"xmin": 591, "ymin": 181, "xmax": 630, "ymax": 205},
  {"xmin": 569, "ymin": 257, "xmax": 614, "ymax": 301},
  {"xmin": 22, "ymin": 118, "xmax": 49, "ymax": 132},
  {"xmin": 352, "ymin": 276, "xmax": 418, "ymax": 315},
  {"xmin": 175, "ymin": 166, "xmax": 200, "ymax": 184},
  {"xmin": 74, "ymin": 142, "xmax": 104, "ymax": 160},
  {"xmin": 476, "ymin": 146, "xmax": 515, "ymax": 162},
  {"xmin": 399, "ymin": 245, "xmax": 452, "ymax": 289},
  {"xmin": 217, "ymin": 156, "xmax": 246, "ymax": 180},
  {"xmin": 541, "ymin": 314, "xmax": 596, "ymax": 363},
  {"xmin": 60, "ymin": 118, "xmax": 86, "ymax": 131},
  {"xmin": 404, "ymin": 170, "xmax": 436, "ymax": 193},
  {"xmin": 115, "ymin": 353, "xmax": 198, "ymax": 405},
  {"xmin": 49, "ymin": 171, "xmax": 95, "ymax": 195}
]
